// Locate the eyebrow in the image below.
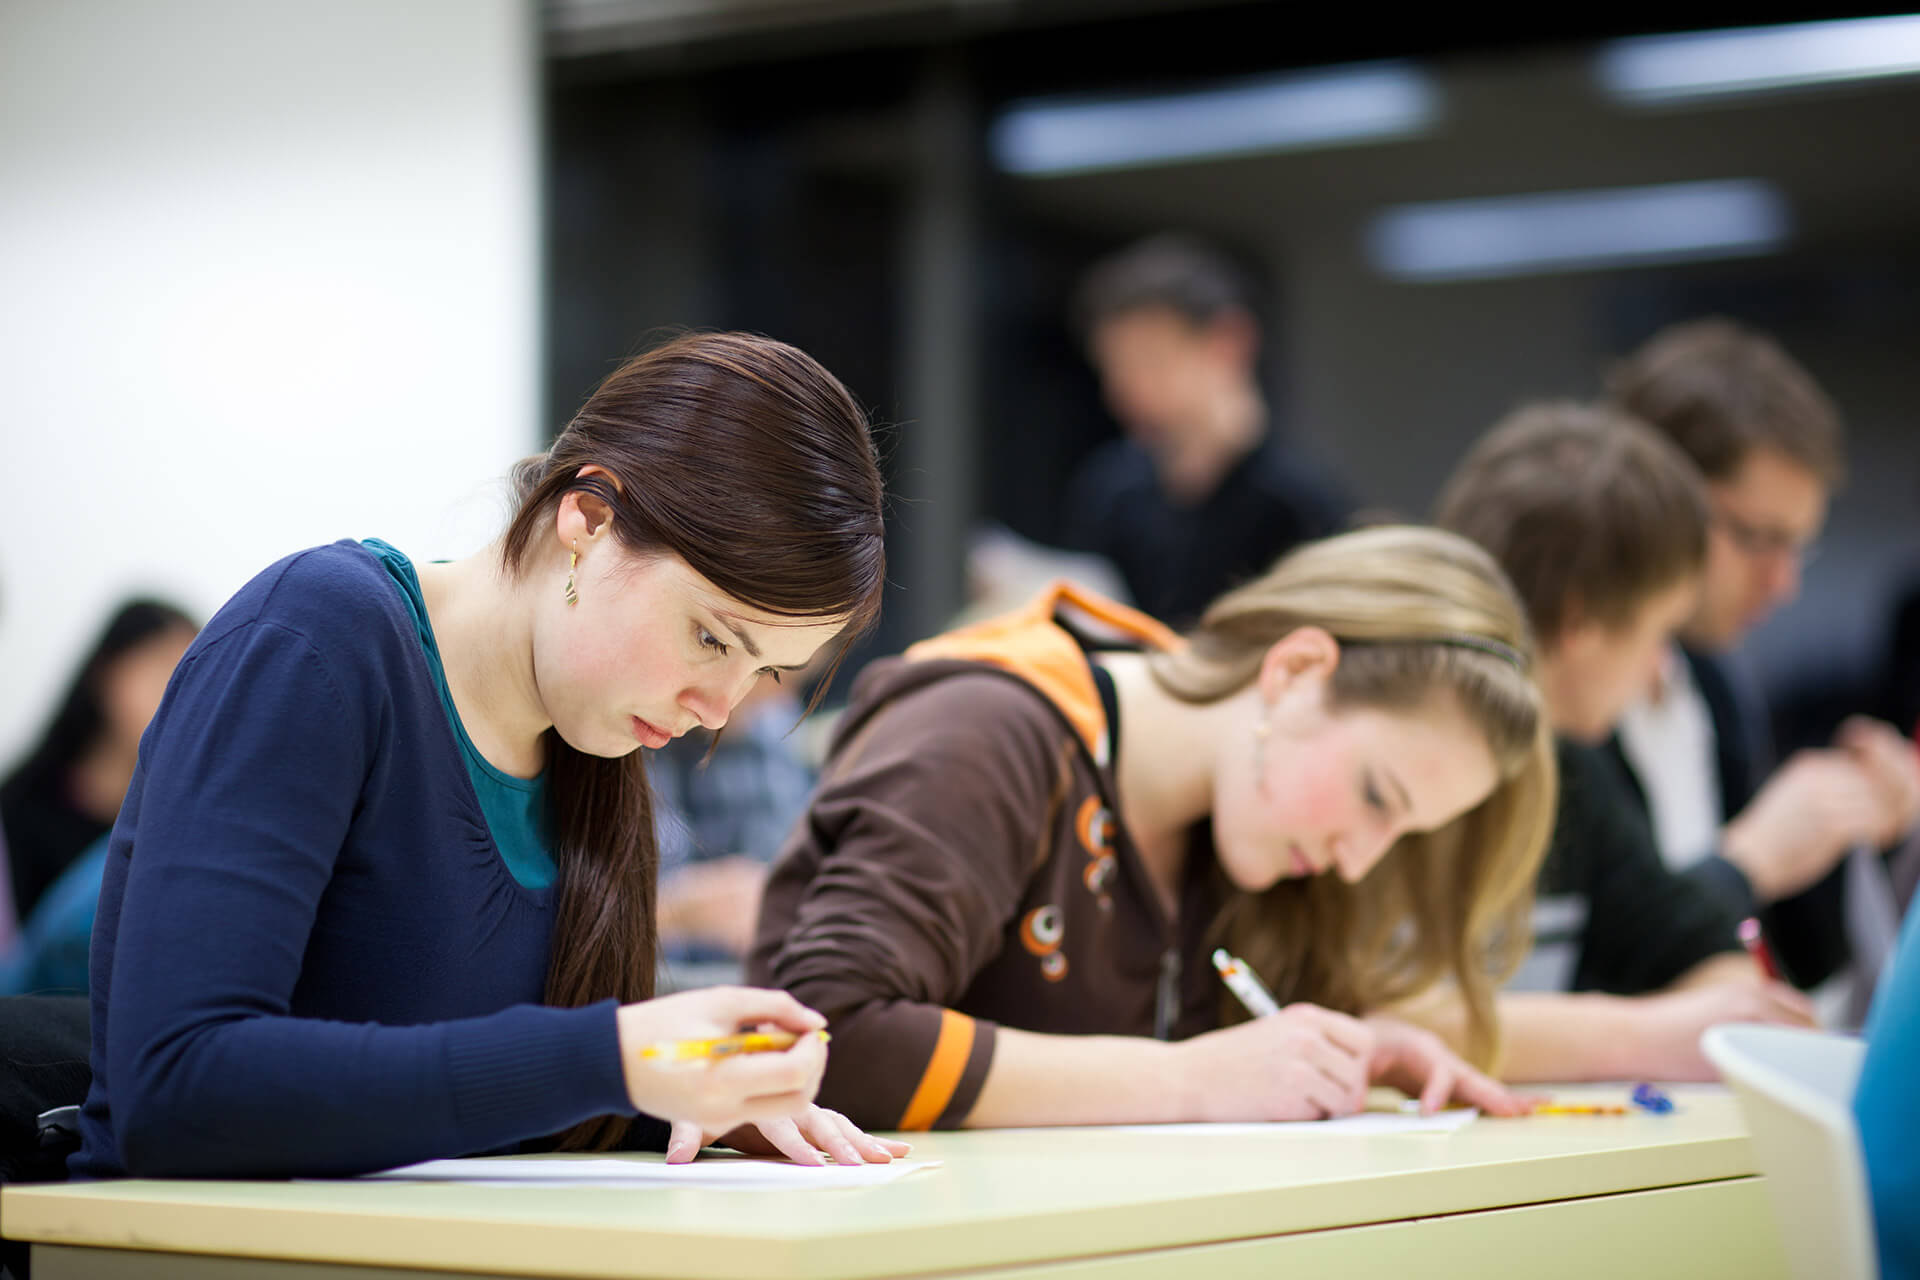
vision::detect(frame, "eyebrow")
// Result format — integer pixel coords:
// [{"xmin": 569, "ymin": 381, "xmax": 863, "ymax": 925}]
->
[{"xmin": 714, "ymin": 615, "xmax": 810, "ymax": 672}]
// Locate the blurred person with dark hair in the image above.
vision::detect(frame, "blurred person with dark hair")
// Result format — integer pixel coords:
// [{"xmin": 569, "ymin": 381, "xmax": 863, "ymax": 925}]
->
[
  {"xmin": 1, "ymin": 599, "xmax": 198, "ymax": 919},
  {"xmin": 1606, "ymin": 318, "xmax": 1920, "ymax": 992},
  {"xmin": 653, "ymin": 677, "xmax": 819, "ymax": 968},
  {"xmin": 1061, "ymin": 233, "xmax": 1352, "ymax": 630},
  {"xmin": 0, "ymin": 596, "xmax": 187, "ymax": 1216},
  {"xmin": 0, "ymin": 831, "xmax": 112, "ymax": 995},
  {"xmin": 1426, "ymin": 402, "xmax": 1814, "ymax": 1081},
  {"xmin": 0, "ymin": 582, "xmax": 14, "ymax": 963},
  {"xmin": 0, "ymin": 799, "xmax": 12, "ymax": 967}
]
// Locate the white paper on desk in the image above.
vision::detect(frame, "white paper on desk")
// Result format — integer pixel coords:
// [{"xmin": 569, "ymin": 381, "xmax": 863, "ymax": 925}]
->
[
  {"xmin": 1061, "ymin": 1108, "xmax": 1478, "ymax": 1137},
  {"xmin": 357, "ymin": 1156, "xmax": 939, "ymax": 1189}
]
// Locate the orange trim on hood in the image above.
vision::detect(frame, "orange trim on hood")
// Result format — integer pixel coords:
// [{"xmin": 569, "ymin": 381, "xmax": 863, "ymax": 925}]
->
[{"xmin": 906, "ymin": 582, "xmax": 1182, "ymax": 764}]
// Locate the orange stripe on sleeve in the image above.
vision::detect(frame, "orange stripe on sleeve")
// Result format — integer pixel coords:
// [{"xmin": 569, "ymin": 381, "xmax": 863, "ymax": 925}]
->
[{"xmin": 897, "ymin": 1009, "xmax": 977, "ymax": 1131}]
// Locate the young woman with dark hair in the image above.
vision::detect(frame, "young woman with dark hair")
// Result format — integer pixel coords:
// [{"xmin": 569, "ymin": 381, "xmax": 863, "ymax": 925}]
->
[{"xmin": 71, "ymin": 332, "xmax": 903, "ymax": 1178}]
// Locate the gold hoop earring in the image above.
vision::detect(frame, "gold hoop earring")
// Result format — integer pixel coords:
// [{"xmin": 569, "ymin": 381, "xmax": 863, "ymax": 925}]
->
[{"xmin": 563, "ymin": 541, "xmax": 579, "ymax": 607}]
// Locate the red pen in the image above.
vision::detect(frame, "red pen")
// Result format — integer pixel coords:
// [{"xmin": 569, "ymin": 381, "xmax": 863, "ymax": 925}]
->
[{"xmin": 1739, "ymin": 916, "xmax": 1782, "ymax": 982}]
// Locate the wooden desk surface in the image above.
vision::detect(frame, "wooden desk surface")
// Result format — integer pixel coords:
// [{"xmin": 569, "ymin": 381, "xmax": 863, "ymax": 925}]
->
[{"xmin": 2, "ymin": 1086, "xmax": 1776, "ymax": 1280}]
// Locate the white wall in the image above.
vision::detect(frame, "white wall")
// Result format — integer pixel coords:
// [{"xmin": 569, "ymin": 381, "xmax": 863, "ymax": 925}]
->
[{"xmin": 0, "ymin": 0, "xmax": 540, "ymax": 765}]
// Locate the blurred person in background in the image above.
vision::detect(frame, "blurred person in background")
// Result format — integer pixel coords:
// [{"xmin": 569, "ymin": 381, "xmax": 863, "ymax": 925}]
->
[
  {"xmin": 0, "ymin": 580, "xmax": 14, "ymax": 962},
  {"xmin": 1060, "ymin": 233, "xmax": 1352, "ymax": 630},
  {"xmin": 0, "ymin": 833, "xmax": 110, "ymax": 994},
  {"xmin": 955, "ymin": 523, "xmax": 1134, "ymax": 635},
  {"xmin": 653, "ymin": 676, "xmax": 819, "ymax": 969},
  {"xmin": 1, "ymin": 599, "xmax": 198, "ymax": 920},
  {"xmin": 0, "ymin": 583, "xmax": 13, "ymax": 964},
  {"xmin": 1607, "ymin": 319, "xmax": 1920, "ymax": 995},
  {"xmin": 1429, "ymin": 403, "xmax": 1813, "ymax": 1081}
]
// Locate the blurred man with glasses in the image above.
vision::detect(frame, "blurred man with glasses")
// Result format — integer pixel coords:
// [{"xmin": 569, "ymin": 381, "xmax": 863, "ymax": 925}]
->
[{"xmin": 1607, "ymin": 318, "xmax": 1920, "ymax": 1001}]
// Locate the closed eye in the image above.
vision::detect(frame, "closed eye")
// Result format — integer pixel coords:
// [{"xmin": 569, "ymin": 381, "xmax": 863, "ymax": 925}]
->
[
  {"xmin": 1363, "ymin": 774, "xmax": 1388, "ymax": 815},
  {"xmin": 701, "ymin": 625, "xmax": 781, "ymax": 682}
]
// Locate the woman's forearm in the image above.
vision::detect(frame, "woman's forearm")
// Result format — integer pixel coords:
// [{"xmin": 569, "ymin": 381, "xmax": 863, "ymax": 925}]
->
[
  {"xmin": 1391, "ymin": 986, "xmax": 1648, "ymax": 1081},
  {"xmin": 962, "ymin": 1027, "xmax": 1190, "ymax": 1127}
]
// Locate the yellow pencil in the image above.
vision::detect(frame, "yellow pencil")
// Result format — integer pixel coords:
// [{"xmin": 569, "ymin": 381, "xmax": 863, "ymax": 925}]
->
[
  {"xmin": 640, "ymin": 1029, "xmax": 830, "ymax": 1063},
  {"xmin": 1532, "ymin": 1103, "xmax": 1627, "ymax": 1116}
]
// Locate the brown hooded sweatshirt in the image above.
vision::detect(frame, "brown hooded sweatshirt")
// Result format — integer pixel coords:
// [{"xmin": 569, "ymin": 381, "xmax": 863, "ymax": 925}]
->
[{"xmin": 748, "ymin": 584, "xmax": 1230, "ymax": 1131}]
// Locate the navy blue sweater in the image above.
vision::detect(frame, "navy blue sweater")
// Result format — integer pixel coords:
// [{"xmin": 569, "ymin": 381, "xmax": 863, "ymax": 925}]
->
[{"xmin": 72, "ymin": 542, "xmax": 646, "ymax": 1178}]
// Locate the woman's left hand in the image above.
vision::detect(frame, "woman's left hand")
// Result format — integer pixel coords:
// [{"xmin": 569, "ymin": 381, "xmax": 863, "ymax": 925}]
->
[
  {"xmin": 664, "ymin": 1105, "xmax": 914, "ymax": 1166},
  {"xmin": 1363, "ymin": 1014, "xmax": 1540, "ymax": 1117}
]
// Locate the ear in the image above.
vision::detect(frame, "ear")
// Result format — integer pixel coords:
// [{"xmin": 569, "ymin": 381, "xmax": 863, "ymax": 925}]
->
[
  {"xmin": 1255, "ymin": 625, "xmax": 1341, "ymax": 708},
  {"xmin": 554, "ymin": 464, "xmax": 623, "ymax": 550}
]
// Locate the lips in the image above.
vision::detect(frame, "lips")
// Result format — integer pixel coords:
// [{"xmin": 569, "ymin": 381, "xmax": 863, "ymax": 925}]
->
[{"xmin": 631, "ymin": 716, "xmax": 671, "ymax": 749}]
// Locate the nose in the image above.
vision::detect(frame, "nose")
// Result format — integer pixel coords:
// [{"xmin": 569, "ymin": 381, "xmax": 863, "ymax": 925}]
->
[
  {"xmin": 679, "ymin": 682, "xmax": 731, "ymax": 733},
  {"xmin": 1767, "ymin": 554, "xmax": 1802, "ymax": 609}
]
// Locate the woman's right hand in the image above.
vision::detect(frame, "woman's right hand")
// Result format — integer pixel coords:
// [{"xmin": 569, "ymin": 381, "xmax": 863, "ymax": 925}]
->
[
  {"xmin": 614, "ymin": 986, "xmax": 828, "ymax": 1136},
  {"xmin": 1176, "ymin": 1002, "xmax": 1375, "ymax": 1121}
]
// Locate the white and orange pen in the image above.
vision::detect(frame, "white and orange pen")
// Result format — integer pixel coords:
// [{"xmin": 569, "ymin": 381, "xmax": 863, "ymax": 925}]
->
[{"xmin": 1211, "ymin": 947, "xmax": 1282, "ymax": 1018}]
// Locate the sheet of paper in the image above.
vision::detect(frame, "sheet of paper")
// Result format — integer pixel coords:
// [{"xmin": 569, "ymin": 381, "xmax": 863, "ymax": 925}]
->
[
  {"xmin": 1003, "ymin": 1108, "xmax": 1478, "ymax": 1138},
  {"xmin": 356, "ymin": 1156, "xmax": 939, "ymax": 1189}
]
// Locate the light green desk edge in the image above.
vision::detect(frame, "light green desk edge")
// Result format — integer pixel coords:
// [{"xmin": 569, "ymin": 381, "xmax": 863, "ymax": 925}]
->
[{"xmin": 3, "ymin": 1086, "xmax": 1787, "ymax": 1280}]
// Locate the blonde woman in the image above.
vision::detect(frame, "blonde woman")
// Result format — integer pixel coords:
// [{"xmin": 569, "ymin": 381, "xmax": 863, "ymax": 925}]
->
[{"xmin": 748, "ymin": 526, "xmax": 1556, "ymax": 1130}]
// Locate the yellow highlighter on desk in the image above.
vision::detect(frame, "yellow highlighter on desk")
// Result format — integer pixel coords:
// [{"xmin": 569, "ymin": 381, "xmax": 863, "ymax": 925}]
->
[
  {"xmin": 640, "ymin": 1029, "xmax": 830, "ymax": 1064},
  {"xmin": 1532, "ymin": 1085, "xmax": 1673, "ymax": 1116}
]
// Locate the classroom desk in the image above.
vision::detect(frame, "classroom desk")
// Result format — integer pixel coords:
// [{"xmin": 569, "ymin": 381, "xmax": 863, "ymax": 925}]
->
[{"xmin": 2, "ymin": 1086, "xmax": 1785, "ymax": 1280}]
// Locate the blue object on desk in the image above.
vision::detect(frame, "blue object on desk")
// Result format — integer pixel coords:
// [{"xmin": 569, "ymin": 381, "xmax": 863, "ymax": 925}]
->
[{"xmin": 1631, "ymin": 1083, "xmax": 1675, "ymax": 1114}]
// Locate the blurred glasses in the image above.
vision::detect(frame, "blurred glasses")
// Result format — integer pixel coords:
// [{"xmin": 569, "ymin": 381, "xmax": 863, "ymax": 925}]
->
[{"xmin": 1713, "ymin": 504, "xmax": 1821, "ymax": 569}]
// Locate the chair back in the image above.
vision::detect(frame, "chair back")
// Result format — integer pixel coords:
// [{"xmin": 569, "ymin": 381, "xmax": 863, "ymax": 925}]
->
[{"xmin": 1701, "ymin": 1023, "xmax": 1876, "ymax": 1280}]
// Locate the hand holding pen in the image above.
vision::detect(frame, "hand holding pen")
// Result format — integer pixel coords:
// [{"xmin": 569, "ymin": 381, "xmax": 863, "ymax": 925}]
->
[
  {"xmin": 613, "ymin": 986, "xmax": 908, "ymax": 1167},
  {"xmin": 615, "ymin": 986, "xmax": 825, "ymax": 1131},
  {"xmin": 641, "ymin": 1028, "xmax": 831, "ymax": 1063},
  {"xmin": 1167, "ymin": 949, "xmax": 1374, "ymax": 1121},
  {"xmin": 1210, "ymin": 949, "xmax": 1535, "ymax": 1119}
]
